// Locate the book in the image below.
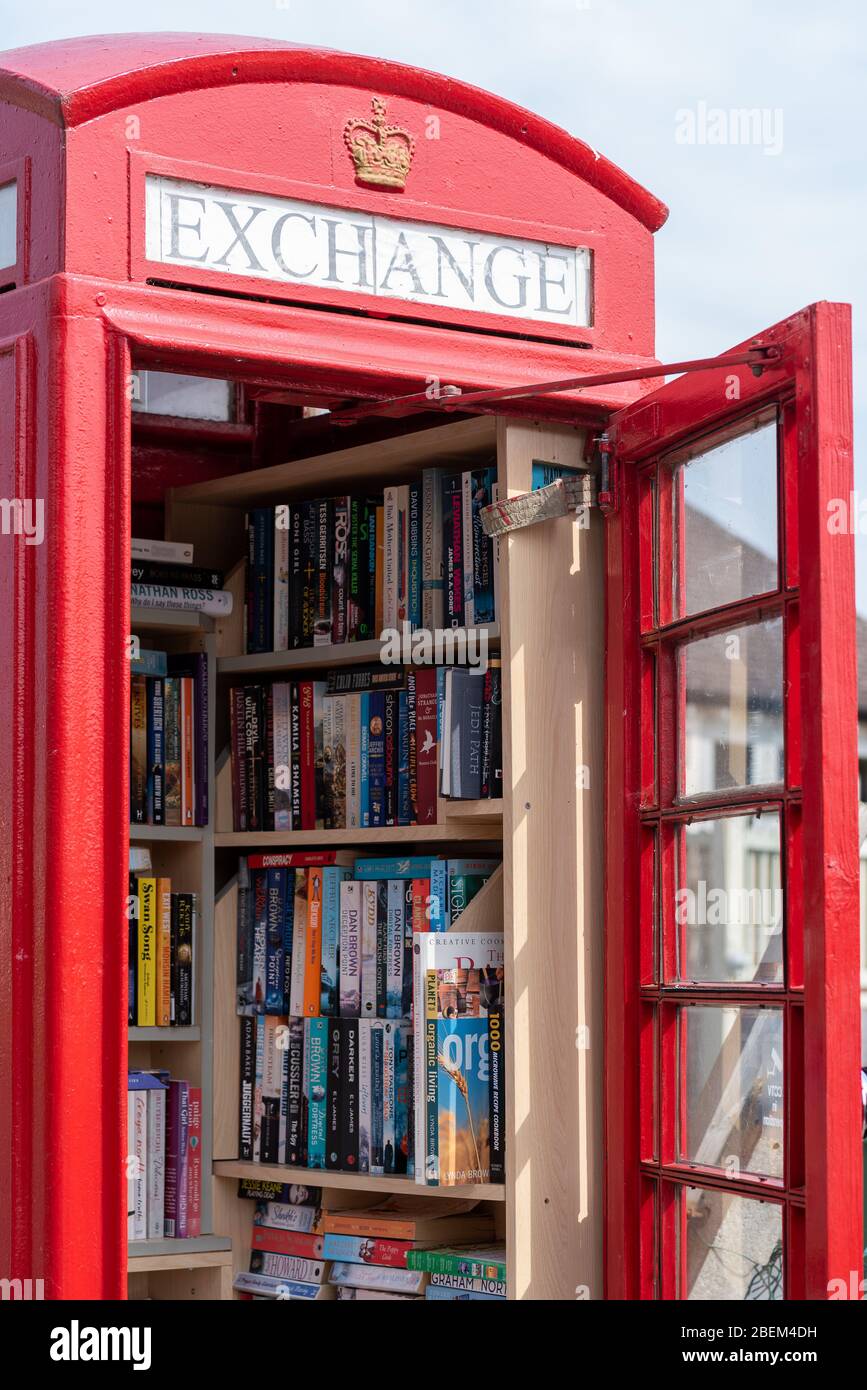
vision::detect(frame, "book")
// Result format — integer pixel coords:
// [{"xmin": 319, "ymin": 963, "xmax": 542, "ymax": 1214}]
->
[
  {"xmin": 131, "ymin": 583, "xmax": 233, "ymax": 616},
  {"xmin": 131, "ymin": 538, "xmax": 193, "ymax": 565},
  {"xmin": 406, "ymin": 1243, "xmax": 507, "ymax": 1282},
  {"xmin": 321, "ymin": 1196, "xmax": 493, "ymax": 1242},
  {"xmin": 327, "ymin": 1262, "xmax": 427, "ymax": 1294}
]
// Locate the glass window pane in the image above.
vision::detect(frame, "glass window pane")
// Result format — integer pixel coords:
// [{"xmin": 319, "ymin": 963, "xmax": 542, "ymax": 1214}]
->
[
  {"xmin": 678, "ymin": 1005, "xmax": 784, "ymax": 1180},
  {"xmin": 679, "ymin": 1185, "xmax": 783, "ymax": 1300},
  {"xmin": 673, "ymin": 419, "xmax": 778, "ymax": 618},
  {"xmin": 680, "ymin": 618, "xmax": 783, "ymax": 798},
  {"xmin": 132, "ymin": 370, "xmax": 234, "ymax": 421},
  {"xmin": 676, "ymin": 813, "xmax": 783, "ymax": 984}
]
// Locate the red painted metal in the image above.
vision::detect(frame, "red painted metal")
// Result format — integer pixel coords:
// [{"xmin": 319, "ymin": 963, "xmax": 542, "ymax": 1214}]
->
[{"xmin": 605, "ymin": 303, "xmax": 862, "ymax": 1300}]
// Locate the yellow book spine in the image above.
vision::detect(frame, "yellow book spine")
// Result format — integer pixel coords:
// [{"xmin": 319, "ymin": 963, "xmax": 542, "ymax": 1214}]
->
[
  {"xmin": 156, "ymin": 877, "xmax": 172, "ymax": 1028},
  {"xmin": 137, "ymin": 877, "xmax": 157, "ymax": 1027}
]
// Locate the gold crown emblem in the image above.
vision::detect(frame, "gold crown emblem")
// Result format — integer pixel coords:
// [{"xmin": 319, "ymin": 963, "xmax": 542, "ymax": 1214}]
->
[{"xmin": 344, "ymin": 97, "xmax": 415, "ymax": 190}]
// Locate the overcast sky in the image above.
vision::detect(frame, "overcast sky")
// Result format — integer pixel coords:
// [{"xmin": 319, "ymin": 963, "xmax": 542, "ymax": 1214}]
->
[{"xmin": 3, "ymin": 0, "xmax": 865, "ymax": 606}]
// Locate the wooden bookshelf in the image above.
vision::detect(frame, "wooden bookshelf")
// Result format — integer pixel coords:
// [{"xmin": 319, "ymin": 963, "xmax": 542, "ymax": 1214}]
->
[
  {"xmin": 131, "ymin": 605, "xmax": 214, "ymax": 634},
  {"xmin": 214, "ymin": 1161, "xmax": 505, "ymax": 1203},
  {"xmin": 129, "ymin": 825, "xmax": 204, "ymax": 843},
  {"xmin": 154, "ymin": 413, "xmax": 601, "ymax": 1301}
]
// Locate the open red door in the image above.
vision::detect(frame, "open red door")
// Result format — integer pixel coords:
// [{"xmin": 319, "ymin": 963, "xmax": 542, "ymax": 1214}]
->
[{"xmin": 604, "ymin": 302, "xmax": 862, "ymax": 1300}]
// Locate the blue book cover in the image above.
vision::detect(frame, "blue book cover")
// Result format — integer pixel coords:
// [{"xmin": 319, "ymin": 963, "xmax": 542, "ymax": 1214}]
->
[
  {"xmin": 407, "ymin": 482, "xmax": 422, "ymax": 629},
  {"xmin": 305, "ymin": 1018, "xmax": 328, "ymax": 1169},
  {"xmin": 320, "ymin": 866, "xmax": 351, "ymax": 1016},
  {"xmin": 531, "ymin": 460, "xmax": 581, "ymax": 491},
  {"xmin": 130, "ymin": 648, "xmax": 167, "ymax": 677},
  {"xmin": 397, "ymin": 689, "xmax": 411, "ymax": 825},
  {"xmin": 436, "ymin": 1008, "xmax": 492, "ymax": 1186},
  {"xmin": 429, "ymin": 860, "xmax": 448, "ymax": 932},
  {"xmin": 248, "ymin": 507, "xmax": 275, "ymax": 654},
  {"xmin": 367, "ymin": 693, "xmax": 386, "ymax": 828},
  {"xmin": 264, "ymin": 869, "xmax": 287, "ymax": 1013},
  {"xmin": 354, "ymin": 856, "xmax": 436, "ymax": 880},
  {"xmin": 145, "ymin": 677, "xmax": 164, "ymax": 825},
  {"xmin": 470, "ymin": 466, "xmax": 497, "ymax": 625},
  {"xmin": 359, "ymin": 692, "xmax": 370, "ymax": 828}
]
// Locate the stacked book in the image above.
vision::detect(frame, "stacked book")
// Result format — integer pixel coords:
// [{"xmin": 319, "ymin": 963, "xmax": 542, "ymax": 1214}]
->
[
  {"xmin": 410, "ymin": 1243, "xmax": 507, "ymax": 1301},
  {"xmin": 232, "ymin": 1181, "xmax": 496, "ymax": 1301},
  {"xmin": 128, "ymin": 849, "xmax": 196, "ymax": 1028},
  {"xmin": 130, "ymin": 645, "xmax": 208, "ymax": 827},
  {"xmin": 228, "ymin": 659, "xmax": 502, "ymax": 831},
  {"xmin": 131, "ymin": 537, "xmax": 234, "ymax": 617},
  {"xmin": 236, "ymin": 854, "xmax": 502, "ymax": 1186},
  {"xmin": 243, "ymin": 464, "xmax": 498, "ymax": 655},
  {"xmin": 127, "ymin": 1071, "xmax": 202, "ymax": 1241}
]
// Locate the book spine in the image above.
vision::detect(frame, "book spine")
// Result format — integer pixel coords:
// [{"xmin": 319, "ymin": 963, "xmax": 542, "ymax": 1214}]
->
[
  {"xmin": 397, "ymin": 688, "xmax": 411, "ymax": 825},
  {"xmin": 442, "ymin": 473, "xmax": 464, "ymax": 628},
  {"xmin": 395, "ymin": 1022, "xmax": 411, "ymax": 1175},
  {"xmin": 370, "ymin": 1020, "xmax": 384, "ymax": 1177},
  {"xmin": 230, "ymin": 687, "xmax": 246, "ymax": 831},
  {"xmin": 402, "ymin": 882, "xmax": 415, "ymax": 1020},
  {"xmin": 236, "ymin": 857, "xmax": 252, "ymax": 1012},
  {"xmin": 422, "ymin": 468, "xmax": 444, "ymax": 630},
  {"xmin": 252, "ymin": 1014, "xmax": 265, "ymax": 1163},
  {"xmin": 131, "ymin": 1091, "xmax": 147, "ymax": 1240},
  {"xmin": 471, "ymin": 465, "xmax": 497, "ymax": 624},
  {"xmin": 289, "ymin": 682, "xmax": 302, "ymax": 829},
  {"xmin": 281, "ymin": 872, "xmax": 295, "ymax": 1016},
  {"xmin": 285, "ymin": 1016, "xmax": 306, "ymax": 1166},
  {"xmin": 131, "ymin": 537, "xmax": 193, "ymax": 565},
  {"xmin": 346, "ymin": 691, "xmax": 360, "ymax": 829},
  {"xmin": 383, "ymin": 690, "xmax": 397, "ymax": 826},
  {"xmin": 288, "ymin": 871, "xmax": 307, "ymax": 1019},
  {"xmin": 306, "ymin": 1017, "xmax": 328, "ymax": 1169},
  {"xmin": 251, "ymin": 1227, "xmax": 323, "ymax": 1259},
  {"xmin": 176, "ymin": 893, "xmax": 194, "ymax": 1026},
  {"xmin": 127, "ymin": 875, "xmax": 137, "ymax": 1024},
  {"xmin": 251, "ymin": 1252, "xmax": 325, "ymax": 1283},
  {"xmin": 407, "ymin": 1250, "xmax": 507, "ymax": 1282},
  {"xmin": 147, "ymin": 677, "xmax": 165, "ymax": 825},
  {"xmin": 374, "ymin": 504, "xmax": 384, "ymax": 637},
  {"xmin": 320, "ymin": 867, "xmax": 344, "ymax": 1016},
  {"xmin": 338, "ymin": 879, "xmax": 362, "ymax": 1017},
  {"xmin": 407, "ymin": 481, "xmax": 422, "ymax": 630},
  {"xmin": 192, "ymin": 653, "xmax": 208, "ymax": 828},
  {"xmin": 146, "ymin": 1087, "xmax": 166, "ymax": 1240},
  {"xmin": 299, "ymin": 682, "xmax": 316, "ymax": 830},
  {"xmin": 130, "ymin": 676, "xmax": 148, "ymax": 824},
  {"xmin": 180, "ymin": 676, "xmax": 195, "ymax": 827},
  {"xmin": 462, "ymin": 470, "xmax": 475, "ymax": 627},
  {"xmin": 359, "ymin": 693, "xmax": 370, "ymax": 827},
  {"xmin": 331, "ymin": 695, "xmax": 347, "ymax": 829},
  {"xmin": 375, "ymin": 879, "xmax": 389, "ymax": 1018},
  {"xmin": 131, "ymin": 561, "xmax": 224, "ymax": 588},
  {"xmin": 326, "ymin": 1019, "xmax": 342, "ymax": 1170},
  {"xmin": 314, "ymin": 498, "xmax": 333, "ymax": 645},
  {"xmin": 414, "ymin": 668, "xmax": 438, "ymax": 824},
  {"xmin": 396, "ymin": 485, "xmax": 409, "ymax": 627},
  {"xmin": 489, "ymin": 990, "xmax": 506, "ymax": 1184},
  {"xmin": 264, "ymin": 869, "xmax": 286, "ymax": 1014},
  {"xmin": 299, "ymin": 501, "xmax": 317, "ymax": 645},
  {"xmin": 303, "ymin": 867, "xmax": 323, "ymax": 1018},
  {"xmin": 163, "ymin": 676, "xmax": 181, "ymax": 826},
  {"xmin": 137, "ymin": 877, "xmax": 156, "ymax": 1027},
  {"xmin": 239, "ymin": 1015, "xmax": 255, "ymax": 1160},
  {"xmin": 273, "ymin": 681, "xmax": 292, "ymax": 831},
  {"xmin": 340, "ymin": 1017, "xmax": 359, "ymax": 1171},
  {"xmin": 386, "ymin": 880, "xmax": 404, "ymax": 1018},
  {"xmin": 429, "ymin": 859, "xmax": 448, "ymax": 933},
  {"xmin": 424, "ymin": 969, "xmax": 439, "ymax": 1185},
  {"xmin": 131, "ymin": 584, "xmax": 234, "ymax": 616},
  {"xmin": 156, "ymin": 878, "xmax": 172, "ymax": 1028},
  {"xmin": 274, "ymin": 505, "xmax": 290, "ymax": 652},
  {"xmin": 289, "ymin": 504, "xmax": 303, "ymax": 648},
  {"xmin": 186, "ymin": 1087, "xmax": 202, "ymax": 1237},
  {"xmin": 170, "ymin": 893, "xmax": 179, "ymax": 1022},
  {"xmin": 357, "ymin": 1019, "xmax": 371, "ymax": 1174},
  {"xmin": 382, "ymin": 1020, "xmax": 396, "ymax": 1174},
  {"xmin": 383, "ymin": 486, "xmax": 398, "ymax": 631},
  {"xmin": 367, "ymin": 692, "xmax": 386, "ymax": 828},
  {"xmin": 332, "ymin": 495, "xmax": 350, "ymax": 644},
  {"xmin": 360, "ymin": 882, "xmax": 377, "ymax": 1019}
]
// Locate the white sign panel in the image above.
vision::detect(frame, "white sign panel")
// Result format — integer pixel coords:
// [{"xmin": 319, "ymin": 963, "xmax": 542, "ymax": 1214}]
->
[
  {"xmin": 145, "ymin": 175, "xmax": 591, "ymax": 329},
  {"xmin": 0, "ymin": 181, "xmax": 17, "ymax": 271}
]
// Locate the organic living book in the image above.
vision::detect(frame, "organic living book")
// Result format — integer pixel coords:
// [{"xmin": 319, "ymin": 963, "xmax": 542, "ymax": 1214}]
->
[{"xmin": 413, "ymin": 931, "xmax": 505, "ymax": 1187}]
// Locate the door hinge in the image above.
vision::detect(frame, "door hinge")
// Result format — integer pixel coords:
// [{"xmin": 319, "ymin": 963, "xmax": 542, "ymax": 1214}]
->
[{"xmin": 594, "ymin": 433, "xmax": 618, "ymax": 514}]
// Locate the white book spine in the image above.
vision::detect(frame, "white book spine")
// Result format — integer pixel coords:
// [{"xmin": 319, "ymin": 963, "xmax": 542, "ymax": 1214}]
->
[
  {"xmin": 252, "ymin": 1014, "xmax": 266, "ymax": 1164},
  {"xmin": 339, "ymin": 880, "xmax": 362, "ymax": 1017},
  {"xmin": 146, "ymin": 1088, "xmax": 166, "ymax": 1241},
  {"xmin": 386, "ymin": 880, "xmax": 404, "ymax": 1018},
  {"xmin": 127, "ymin": 1093, "xmax": 137, "ymax": 1239},
  {"xmin": 360, "ymin": 881, "xmax": 378, "ymax": 1019},
  {"xmin": 132, "ymin": 1091, "xmax": 148, "ymax": 1241},
  {"xmin": 462, "ymin": 471, "xmax": 475, "ymax": 627},
  {"xmin": 274, "ymin": 510, "xmax": 290, "ymax": 652},
  {"xmin": 131, "ymin": 538, "xmax": 193, "ymax": 564},
  {"xmin": 346, "ymin": 693, "xmax": 361, "ymax": 829},
  {"xmin": 383, "ymin": 487, "xmax": 398, "ymax": 631},
  {"xmin": 273, "ymin": 682, "xmax": 291, "ymax": 832},
  {"xmin": 421, "ymin": 468, "xmax": 444, "ymax": 631},
  {"xmin": 131, "ymin": 584, "xmax": 233, "ymax": 616}
]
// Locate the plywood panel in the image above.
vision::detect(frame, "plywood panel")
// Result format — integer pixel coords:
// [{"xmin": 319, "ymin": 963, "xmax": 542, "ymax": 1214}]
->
[{"xmin": 497, "ymin": 418, "xmax": 604, "ymax": 1301}]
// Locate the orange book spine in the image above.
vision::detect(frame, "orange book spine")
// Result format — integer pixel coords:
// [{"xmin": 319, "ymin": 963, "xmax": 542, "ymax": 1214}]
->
[
  {"xmin": 156, "ymin": 877, "xmax": 172, "ymax": 1027},
  {"xmin": 181, "ymin": 676, "xmax": 194, "ymax": 826},
  {"xmin": 411, "ymin": 879, "xmax": 431, "ymax": 932},
  {"xmin": 303, "ymin": 866, "xmax": 324, "ymax": 1017}
]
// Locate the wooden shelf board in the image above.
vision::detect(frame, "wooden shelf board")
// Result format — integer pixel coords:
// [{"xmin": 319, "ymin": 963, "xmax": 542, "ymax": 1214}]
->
[
  {"xmin": 128, "ymin": 1236, "xmax": 232, "ymax": 1273},
  {"xmin": 172, "ymin": 416, "xmax": 497, "ymax": 508},
  {"xmin": 441, "ymin": 799, "xmax": 504, "ymax": 821},
  {"xmin": 217, "ymin": 625, "xmax": 500, "ymax": 676},
  {"xmin": 128, "ymin": 1026, "xmax": 201, "ymax": 1043},
  {"xmin": 215, "ymin": 825, "xmax": 502, "ymax": 848},
  {"xmin": 131, "ymin": 605, "xmax": 215, "ymax": 634},
  {"xmin": 129, "ymin": 824, "xmax": 204, "ymax": 842},
  {"xmin": 214, "ymin": 1160, "xmax": 505, "ymax": 1202}
]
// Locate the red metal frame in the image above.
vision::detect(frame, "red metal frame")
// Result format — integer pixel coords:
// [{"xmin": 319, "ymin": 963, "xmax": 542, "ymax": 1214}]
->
[{"xmin": 604, "ymin": 303, "xmax": 862, "ymax": 1300}]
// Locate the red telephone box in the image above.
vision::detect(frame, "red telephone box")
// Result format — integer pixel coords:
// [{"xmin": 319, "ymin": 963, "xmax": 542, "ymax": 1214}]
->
[{"xmin": 0, "ymin": 33, "xmax": 860, "ymax": 1301}]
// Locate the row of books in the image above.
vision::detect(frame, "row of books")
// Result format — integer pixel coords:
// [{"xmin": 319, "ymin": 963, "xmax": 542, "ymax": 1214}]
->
[
  {"xmin": 233, "ymin": 1180, "xmax": 505, "ymax": 1301},
  {"xmin": 236, "ymin": 853, "xmax": 499, "ymax": 1018},
  {"xmin": 128, "ymin": 865, "xmax": 196, "ymax": 1028},
  {"xmin": 243, "ymin": 464, "xmax": 498, "ymax": 655},
  {"xmin": 130, "ymin": 647, "xmax": 209, "ymax": 826},
  {"xmin": 127, "ymin": 1071, "xmax": 202, "ymax": 1241},
  {"xmin": 229, "ymin": 659, "xmax": 501, "ymax": 831},
  {"xmin": 131, "ymin": 538, "xmax": 233, "ymax": 617}
]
